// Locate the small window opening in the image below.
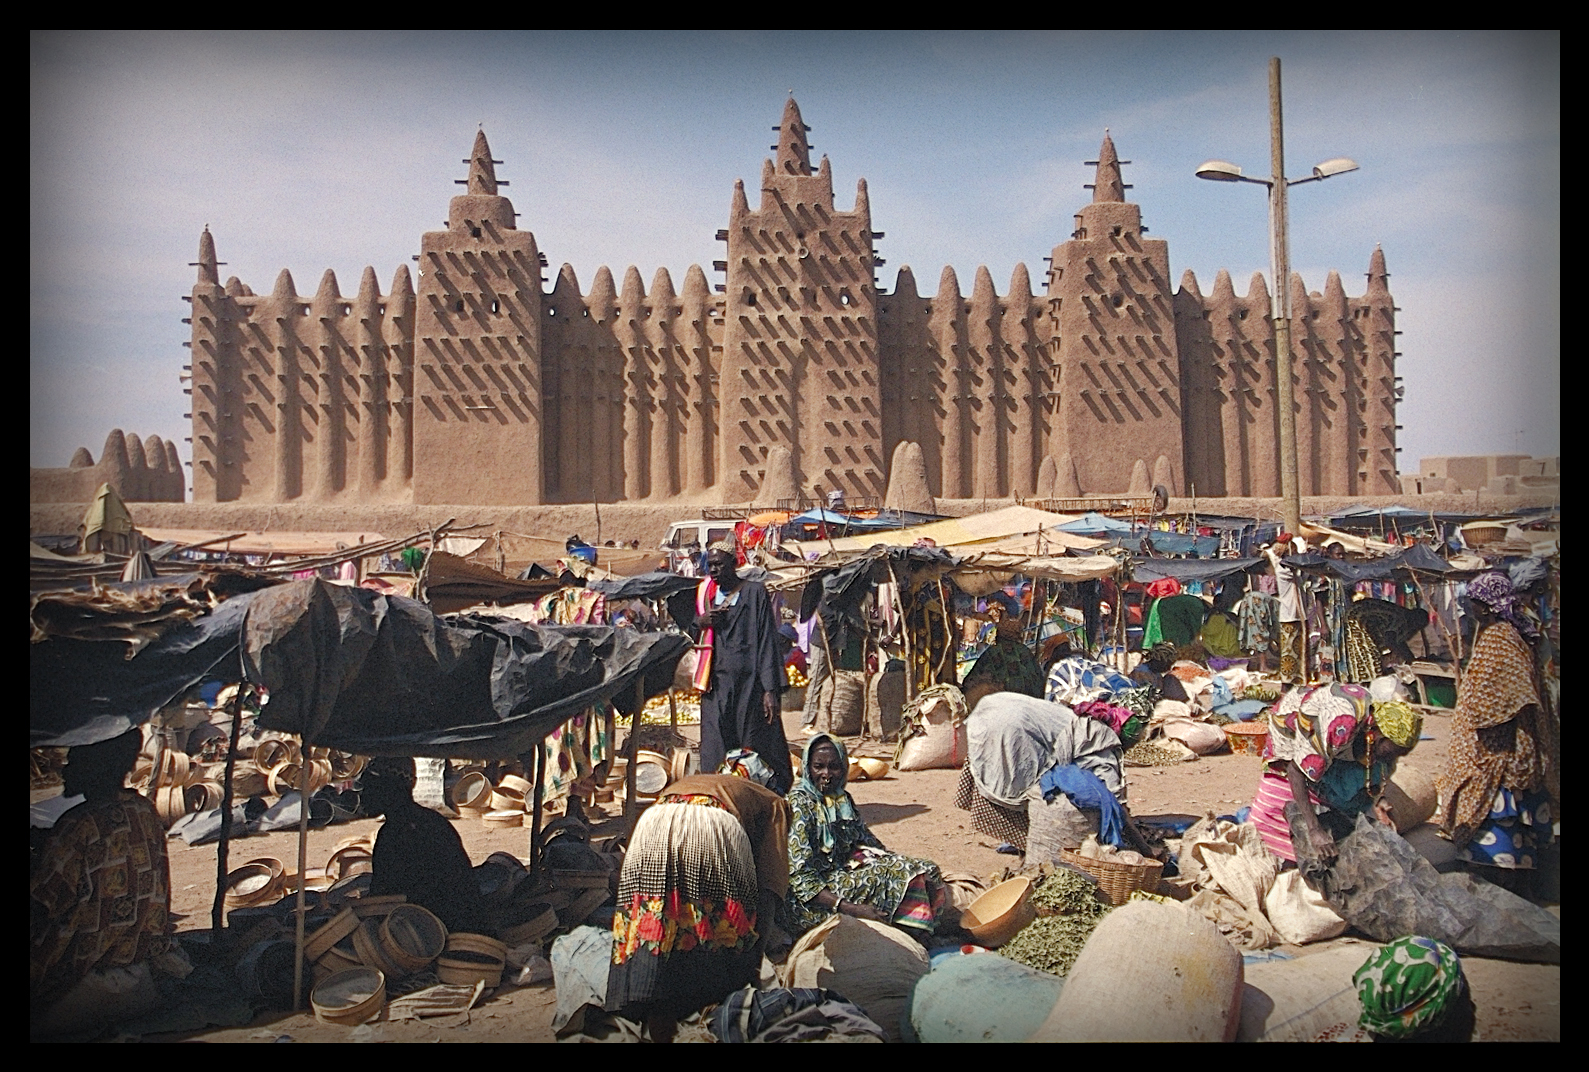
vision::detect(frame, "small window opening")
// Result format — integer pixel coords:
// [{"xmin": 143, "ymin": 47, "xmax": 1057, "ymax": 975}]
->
[
  {"xmin": 470, "ymin": 227, "xmax": 482, "ymax": 239},
  {"xmin": 1111, "ymin": 226, "xmax": 1122, "ymax": 237},
  {"xmin": 454, "ymin": 300, "xmax": 465, "ymax": 313}
]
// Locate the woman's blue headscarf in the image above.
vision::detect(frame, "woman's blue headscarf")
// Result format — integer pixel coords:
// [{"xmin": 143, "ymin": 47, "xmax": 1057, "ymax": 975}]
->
[{"xmin": 792, "ymin": 733, "xmax": 859, "ymax": 854}]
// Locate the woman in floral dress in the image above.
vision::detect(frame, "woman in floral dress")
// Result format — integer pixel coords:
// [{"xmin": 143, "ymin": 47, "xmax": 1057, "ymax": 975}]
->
[{"xmin": 784, "ymin": 734, "xmax": 946, "ymax": 937}]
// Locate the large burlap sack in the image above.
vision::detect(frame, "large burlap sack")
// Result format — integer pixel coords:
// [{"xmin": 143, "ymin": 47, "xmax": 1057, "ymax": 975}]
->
[
  {"xmin": 1024, "ymin": 783, "xmax": 1099, "ymax": 865},
  {"xmin": 781, "ymin": 913, "xmax": 929, "ymax": 1042},
  {"xmin": 895, "ymin": 690, "xmax": 968, "ymax": 771},
  {"xmin": 1157, "ymin": 700, "xmax": 1227, "ymax": 755},
  {"xmin": 868, "ymin": 667, "xmax": 906, "ymax": 740},
  {"xmin": 1383, "ymin": 766, "xmax": 1438, "ymax": 833},
  {"xmin": 1030, "ymin": 900, "xmax": 1244, "ymax": 1042},
  {"xmin": 1236, "ymin": 943, "xmax": 1374, "ymax": 1042},
  {"xmin": 910, "ymin": 951, "xmax": 1065, "ymax": 1043},
  {"xmin": 1263, "ymin": 869, "xmax": 1347, "ymax": 946},
  {"xmin": 819, "ymin": 670, "xmax": 866, "ymax": 736}
]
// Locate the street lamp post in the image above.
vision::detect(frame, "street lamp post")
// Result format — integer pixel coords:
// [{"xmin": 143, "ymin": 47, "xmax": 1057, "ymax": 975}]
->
[{"xmin": 1196, "ymin": 57, "xmax": 1358, "ymax": 535}]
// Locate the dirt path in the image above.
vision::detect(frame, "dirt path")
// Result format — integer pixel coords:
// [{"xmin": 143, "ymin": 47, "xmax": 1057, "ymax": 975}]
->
[{"xmin": 152, "ymin": 704, "xmax": 1558, "ymax": 1042}]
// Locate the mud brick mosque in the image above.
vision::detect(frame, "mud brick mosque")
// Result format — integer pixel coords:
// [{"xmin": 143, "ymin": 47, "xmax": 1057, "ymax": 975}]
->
[{"xmin": 87, "ymin": 99, "xmax": 1404, "ymax": 507}]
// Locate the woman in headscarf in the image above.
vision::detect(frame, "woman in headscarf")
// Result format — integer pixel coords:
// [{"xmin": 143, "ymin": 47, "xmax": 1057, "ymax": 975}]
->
[
  {"xmin": 1247, "ymin": 684, "xmax": 1423, "ymax": 864},
  {"xmin": 784, "ymin": 734, "xmax": 946, "ymax": 938},
  {"xmin": 607, "ymin": 771, "xmax": 791, "ymax": 1040},
  {"xmin": 1440, "ymin": 572, "xmax": 1554, "ymax": 890},
  {"xmin": 1343, "ymin": 598, "xmax": 1430, "ymax": 683},
  {"xmin": 960, "ymin": 599, "xmax": 1046, "ymax": 708},
  {"xmin": 1353, "ymin": 936, "xmax": 1475, "ymax": 1042},
  {"xmin": 1130, "ymin": 641, "xmax": 1191, "ymax": 703}
]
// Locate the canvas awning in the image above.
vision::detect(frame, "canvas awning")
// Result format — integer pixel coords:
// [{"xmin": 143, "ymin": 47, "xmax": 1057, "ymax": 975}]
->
[{"xmin": 791, "ymin": 505, "xmax": 1101, "ymax": 556}]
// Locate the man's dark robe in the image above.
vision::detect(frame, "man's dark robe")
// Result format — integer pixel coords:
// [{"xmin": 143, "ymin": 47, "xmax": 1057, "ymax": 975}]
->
[{"xmin": 678, "ymin": 580, "xmax": 791, "ymax": 793}]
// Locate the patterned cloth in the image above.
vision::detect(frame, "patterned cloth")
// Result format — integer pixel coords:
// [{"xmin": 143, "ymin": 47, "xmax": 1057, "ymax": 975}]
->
[
  {"xmin": 1457, "ymin": 788, "xmax": 1553, "ymax": 870},
  {"xmin": 1442, "ymin": 621, "xmax": 1548, "ymax": 849},
  {"xmin": 540, "ymin": 706, "xmax": 611, "ymax": 803},
  {"xmin": 785, "ymin": 735, "xmax": 944, "ymax": 935},
  {"xmin": 1044, "ymin": 655, "xmax": 1134, "ymax": 706},
  {"xmin": 963, "ymin": 637, "xmax": 1046, "ymax": 699},
  {"xmin": 954, "ymin": 760, "xmax": 1030, "ymax": 849},
  {"xmin": 30, "ymin": 794, "xmax": 172, "ymax": 1010},
  {"xmin": 1467, "ymin": 571, "xmax": 1538, "ymax": 639},
  {"xmin": 711, "ymin": 986, "xmax": 888, "ymax": 1043},
  {"xmin": 1353, "ymin": 936, "xmax": 1466, "ymax": 1040},
  {"xmin": 1236, "ymin": 590, "xmax": 1280, "ymax": 654},
  {"xmin": 607, "ymin": 800, "xmax": 761, "ymax": 1017},
  {"xmin": 1343, "ymin": 616, "xmax": 1383, "ymax": 683},
  {"xmin": 1278, "ymin": 621, "xmax": 1304, "ymax": 684}
]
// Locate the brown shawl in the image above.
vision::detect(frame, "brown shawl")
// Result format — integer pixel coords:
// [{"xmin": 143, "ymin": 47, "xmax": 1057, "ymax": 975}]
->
[{"xmin": 663, "ymin": 774, "xmax": 791, "ymax": 898}]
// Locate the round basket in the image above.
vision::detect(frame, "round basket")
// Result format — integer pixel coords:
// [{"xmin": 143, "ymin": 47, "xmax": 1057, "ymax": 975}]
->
[
  {"xmin": 352, "ymin": 917, "xmax": 400, "ymax": 975},
  {"xmin": 633, "ymin": 751, "xmax": 671, "ymax": 795},
  {"xmin": 224, "ymin": 860, "xmax": 284, "ymax": 908},
  {"xmin": 310, "ymin": 967, "xmax": 385, "ymax": 1026},
  {"xmin": 154, "ymin": 784, "xmax": 189, "ymax": 826},
  {"xmin": 453, "ymin": 771, "xmax": 492, "ymax": 814},
  {"xmin": 154, "ymin": 750, "xmax": 194, "ymax": 788},
  {"xmin": 1222, "ymin": 721, "xmax": 1270, "ymax": 757},
  {"xmin": 328, "ymin": 751, "xmax": 366, "ymax": 781},
  {"xmin": 351, "ymin": 893, "xmax": 407, "ymax": 919},
  {"xmin": 961, "ymin": 877, "xmax": 1035, "ymax": 948},
  {"xmin": 1059, "ymin": 848, "xmax": 1165, "ymax": 906},
  {"xmin": 255, "ymin": 738, "xmax": 299, "ymax": 772},
  {"xmin": 489, "ymin": 784, "xmax": 527, "ymax": 811},
  {"xmin": 315, "ymin": 937, "xmax": 363, "ymax": 978},
  {"xmin": 184, "ymin": 780, "xmax": 224, "ymax": 812},
  {"xmin": 304, "ymin": 906, "xmax": 361, "ymax": 962},
  {"xmin": 436, "ymin": 933, "xmax": 506, "ymax": 988},
  {"xmin": 483, "ymin": 809, "xmax": 524, "ymax": 829},
  {"xmin": 500, "ymin": 903, "xmax": 559, "ymax": 946},
  {"xmin": 380, "ymin": 904, "xmax": 448, "ymax": 975},
  {"xmin": 326, "ymin": 845, "xmax": 373, "ymax": 882}
]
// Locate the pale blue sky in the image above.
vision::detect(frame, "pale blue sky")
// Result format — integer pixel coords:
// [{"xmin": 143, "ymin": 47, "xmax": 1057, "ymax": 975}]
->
[{"xmin": 31, "ymin": 30, "xmax": 1559, "ymax": 482}]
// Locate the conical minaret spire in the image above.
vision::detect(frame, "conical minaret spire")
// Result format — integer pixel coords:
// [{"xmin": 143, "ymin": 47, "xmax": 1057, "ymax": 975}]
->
[
  {"xmin": 195, "ymin": 226, "xmax": 219, "ymax": 285},
  {"xmin": 1084, "ymin": 131, "xmax": 1131, "ymax": 203},
  {"xmin": 774, "ymin": 97, "xmax": 812, "ymax": 176},
  {"xmin": 465, "ymin": 129, "xmax": 500, "ymax": 195}
]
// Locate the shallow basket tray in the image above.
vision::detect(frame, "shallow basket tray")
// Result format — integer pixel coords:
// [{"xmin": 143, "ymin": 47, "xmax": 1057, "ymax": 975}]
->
[{"xmin": 1058, "ymin": 848, "xmax": 1165, "ymax": 906}]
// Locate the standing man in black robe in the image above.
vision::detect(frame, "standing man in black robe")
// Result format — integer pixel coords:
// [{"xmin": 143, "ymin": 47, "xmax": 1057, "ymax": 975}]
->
[{"xmin": 671, "ymin": 541, "xmax": 792, "ymax": 793}]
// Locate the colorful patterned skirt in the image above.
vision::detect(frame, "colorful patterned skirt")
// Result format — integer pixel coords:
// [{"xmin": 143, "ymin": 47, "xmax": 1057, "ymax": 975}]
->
[
  {"xmin": 783, "ymin": 847, "xmax": 946, "ymax": 935},
  {"xmin": 1457, "ymin": 788, "xmax": 1554, "ymax": 870},
  {"xmin": 606, "ymin": 799, "xmax": 761, "ymax": 1018}
]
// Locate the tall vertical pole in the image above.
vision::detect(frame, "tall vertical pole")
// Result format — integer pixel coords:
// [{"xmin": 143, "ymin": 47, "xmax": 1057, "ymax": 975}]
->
[{"xmin": 1269, "ymin": 56, "xmax": 1302, "ymax": 536}]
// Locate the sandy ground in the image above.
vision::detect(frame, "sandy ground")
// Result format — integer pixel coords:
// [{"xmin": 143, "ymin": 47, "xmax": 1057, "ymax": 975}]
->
[{"xmin": 118, "ymin": 702, "xmax": 1560, "ymax": 1042}]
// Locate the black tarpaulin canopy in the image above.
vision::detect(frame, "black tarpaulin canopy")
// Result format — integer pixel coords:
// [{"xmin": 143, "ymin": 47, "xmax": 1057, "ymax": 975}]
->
[
  {"xmin": 1281, "ymin": 542, "xmax": 1454, "ymax": 582},
  {"xmin": 31, "ymin": 578, "xmax": 689, "ymax": 758},
  {"xmin": 1129, "ymin": 556, "xmax": 1265, "ymax": 583}
]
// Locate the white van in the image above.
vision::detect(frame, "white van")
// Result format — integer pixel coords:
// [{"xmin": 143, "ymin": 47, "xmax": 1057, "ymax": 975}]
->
[{"xmin": 659, "ymin": 519, "xmax": 737, "ymax": 574}]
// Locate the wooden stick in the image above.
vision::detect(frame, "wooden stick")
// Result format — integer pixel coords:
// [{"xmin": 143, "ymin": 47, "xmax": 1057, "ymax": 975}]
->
[
  {"xmin": 291, "ymin": 734, "xmax": 311, "ymax": 1010},
  {"xmin": 668, "ymin": 687, "xmax": 678, "ymax": 733},
  {"xmin": 528, "ymin": 742, "xmax": 545, "ymax": 876},
  {"xmin": 623, "ymin": 678, "xmax": 643, "ymax": 840},
  {"xmin": 887, "ymin": 559, "xmax": 916, "ymax": 703},
  {"xmin": 1408, "ymin": 570, "xmax": 1462, "ymax": 692},
  {"xmin": 211, "ymin": 684, "xmax": 246, "ymax": 941}
]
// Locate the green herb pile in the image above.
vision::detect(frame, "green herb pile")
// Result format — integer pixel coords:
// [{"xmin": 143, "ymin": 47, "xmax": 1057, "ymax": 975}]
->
[{"xmin": 1001, "ymin": 869, "xmax": 1112, "ymax": 977}]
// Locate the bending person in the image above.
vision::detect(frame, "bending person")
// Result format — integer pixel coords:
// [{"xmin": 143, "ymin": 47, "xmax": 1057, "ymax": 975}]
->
[
  {"xmin": 608, "ymin": 772, "xmax": 791, "ymax": 1041},
  {"xmin": 1246, "ymin": 684, "xmax": 1421, "ymax": 864},
  {"xmin": 961, "ymin": 600, "xmax": 1046, "ymax": 708},
  {"xmin": 785, "ymin": 734, "xmax": 945, "ymax": 938}
]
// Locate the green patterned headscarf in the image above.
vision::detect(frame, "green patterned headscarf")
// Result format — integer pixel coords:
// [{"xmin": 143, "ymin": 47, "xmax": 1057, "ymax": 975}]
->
[
  {"xmin": 793, "ymin": 733, "xmax": 859, "ymax": 854},
  {"xmin": 1354, "ymin": 936, "xmax": 1465, "ymax": 1039}
]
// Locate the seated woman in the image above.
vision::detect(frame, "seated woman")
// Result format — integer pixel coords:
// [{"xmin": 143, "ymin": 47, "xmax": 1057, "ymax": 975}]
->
[
  {"xmin": 31, "ymin": 730, "xmax": 175, "ymax": 1039},
  {"xmin": 1130, "ymin": 641, "xmax": 1191, "ymax": 703},
  {"xmin": 608, "ymin": 771, "xmax": 791, "ymax": 1041},
  {"xmin": 1247, "ymin": 684, "xmax": 1421, "ymax": 864},
  {"xmin": 785, "ymin": 734, "xmax": 946, "ymax": 938},
  {"xmin": 362, "ymin": 757, "xmax": 492, "ymax": 934},
  {"xmin": 955, "ymin": 692, "xmax": 1128, "ymax": 855},
  {"xmin": 961, "ymin": 600, "xmax": 1046, "ymax": 705}
]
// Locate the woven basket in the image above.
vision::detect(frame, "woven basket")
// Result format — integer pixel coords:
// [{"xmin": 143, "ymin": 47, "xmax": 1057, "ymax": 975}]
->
[
  {"xmin": 1222, "ymin": 721, "xmax": 1269, "ymax": 757},
  {"xmin": 1059, "ymin": 848, "xmax": 1165, "ymax": 906},
  {"xmin": 380, "ymin": 904, "xmax": 448, "ymax": 975},
  {"xmin": 304, "ymin": 907, "xmax": 360, "ymax": 962},
  {"xmin": 311, "ymin": 967, "xmax": 385, "ymax": 1026},
  {"xmin": 436, "ymin": 933, "xmax": 506, "ymax": 988}
]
